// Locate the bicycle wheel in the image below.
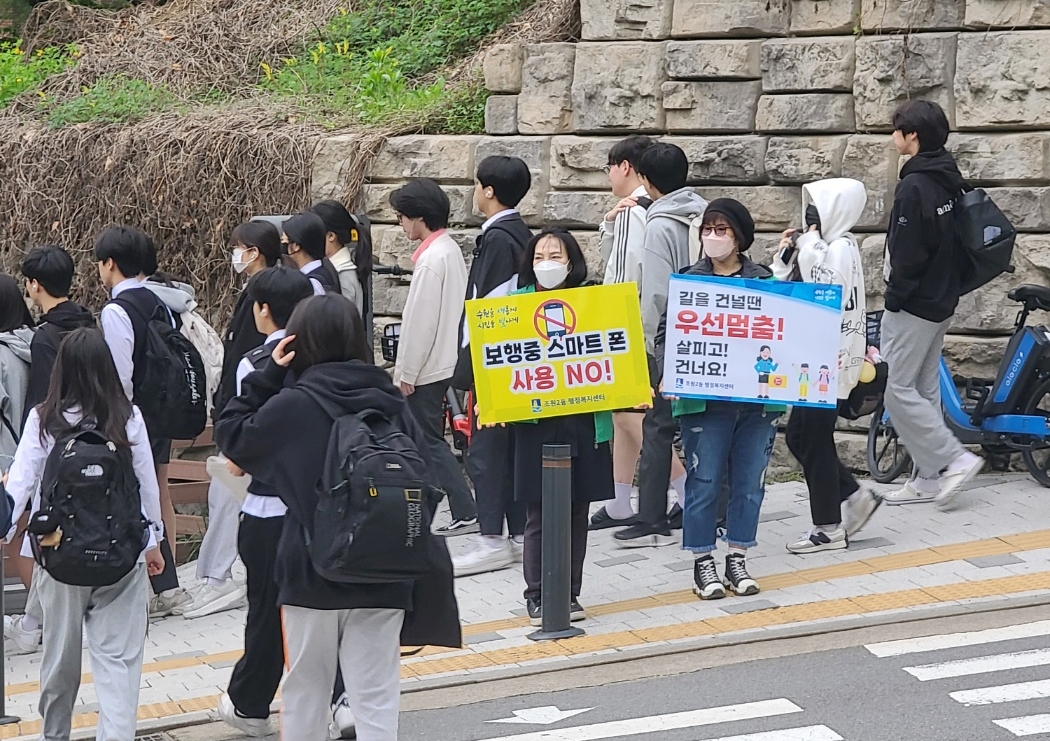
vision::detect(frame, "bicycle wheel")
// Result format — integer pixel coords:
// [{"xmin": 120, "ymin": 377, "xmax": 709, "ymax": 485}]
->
[
  {"xmin": 1021, "ymin": 376, "xmax": 1050, "ymax": 488},
  {"xmin": 867, "ymin": 401, "xmax": 912, "ymax": 483}
]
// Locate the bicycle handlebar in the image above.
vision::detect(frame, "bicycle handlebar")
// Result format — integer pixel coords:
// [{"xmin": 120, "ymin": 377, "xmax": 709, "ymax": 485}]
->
[{"xmin": 373, "ymin": 264, "xmax": 413, "ymax": 276}]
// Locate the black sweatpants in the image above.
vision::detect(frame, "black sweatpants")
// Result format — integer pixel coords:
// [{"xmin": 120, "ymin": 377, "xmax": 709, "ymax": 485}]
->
[
  {"xmin": 637, "ymin": 355, "xmax": 677, "ymax": 525},
  {"xmin": 227, "ymin": 514, "xmax": 284, "ymax": 719},
  {"xmin": 785, "ymin": 406, "xmax": 860, "ymax": 528},
  {"xmin": 523, "ymin": 502, "xmax": 589, "ymax": 601},
  {"xmin": 406, "ymin": 382, "xmax": 477, "ymax": 521},
  {"xmin": 466, "ymin": 423, "xmax": 525, "ymax": 537}
]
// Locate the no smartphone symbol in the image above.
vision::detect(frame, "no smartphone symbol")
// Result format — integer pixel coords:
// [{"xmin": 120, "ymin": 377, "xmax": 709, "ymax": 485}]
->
[{"xmin": 534, "ymin": 299, "xmax": 577, "ymax": 341}]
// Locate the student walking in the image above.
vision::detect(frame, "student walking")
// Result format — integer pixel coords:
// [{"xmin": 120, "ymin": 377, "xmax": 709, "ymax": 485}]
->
[
  {"xmin": 282, "ymin": 211, "xmax": 340, "ymax": 295},
  {"xmin": 451, "ymin": 156, "xmax": 532, "ymax": 576},
  {"xmin": 773, "ymin": 179, "xmax": 885, "ymax": 553},
  {"xmin": 511, "ymin": 230, "xmax": 613, "ymax": 625},
  {"xmin": 216, "ymin": 294, "xmax": 458, "ymax": 741},
  {"xmin": 311, "ymin": 200, "xmax": 368, "ymax": 316},
  {"xmin": 660, "ymin": 200, "xmax": 782, "ymax": 599},
  {"xmin": 0, "ymin": 274, "xmax": 34, "ymax": 465},
  {"xmin": 4, "ymin": 328, "xmax": 165, "ymax": 741},
  {"xmin": 390, "ymin": 179, "xmax": 479, "ymax": 534},
  {"xmin": 881, "ymin": 100, "xmax": 984, "ymax": 508}
]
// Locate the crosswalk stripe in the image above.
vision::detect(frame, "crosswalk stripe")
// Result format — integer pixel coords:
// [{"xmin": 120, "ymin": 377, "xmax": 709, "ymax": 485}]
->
[
  {"xmin": 951, "ymin": 679, "xmax": 1050, "ymax": 706},
  {"xmin": 904, "ymin": 648, "xmax": 1050, "ymax": 681},
  {"xmin": 994, "ymin": 714, "xmax": 1050, "ymax": 737},
  {"xmin": 678, "ymin": 727, "xmax": 842, "ymax": 741},
  {"xmin": 865, "ymin": 620, "xmax": 1050, "ymax": 658},
  {"xmin": 477, "ymin": 699, "xmax": 803, "ymax": 741}
]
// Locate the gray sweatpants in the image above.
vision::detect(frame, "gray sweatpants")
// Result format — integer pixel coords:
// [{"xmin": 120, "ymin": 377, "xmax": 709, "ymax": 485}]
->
[
  {"xmin": 881, "ymin": 309, "xmax": 966, "ymax": 478},
  {"xmin": 195, "ymin": 478, "xmax": 240, "ymax": 583},
  {"xmin": 37, "ymin": 564, "xmax": 149, "ymax": 741},
  {"xmin": 281, "ymin": 606, "xmax": 404, "ymax": 741}
]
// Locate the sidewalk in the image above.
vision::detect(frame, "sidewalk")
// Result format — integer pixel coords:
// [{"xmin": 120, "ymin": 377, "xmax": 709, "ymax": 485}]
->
[{"xmin": 3, "ymin": 472, "xmax": 1050, "ymax": 739}]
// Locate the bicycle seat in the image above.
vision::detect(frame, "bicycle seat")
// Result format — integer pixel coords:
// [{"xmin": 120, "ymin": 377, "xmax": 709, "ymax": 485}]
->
[{"xmin": 1008, "ymin": 284, "xmax": 1050, "ymax": 311}]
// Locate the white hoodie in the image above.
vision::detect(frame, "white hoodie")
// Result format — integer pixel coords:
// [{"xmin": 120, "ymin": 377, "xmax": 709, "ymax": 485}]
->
[{"xmin": 773, "ymin": 178, "xmax": 867, "ymax": 399}]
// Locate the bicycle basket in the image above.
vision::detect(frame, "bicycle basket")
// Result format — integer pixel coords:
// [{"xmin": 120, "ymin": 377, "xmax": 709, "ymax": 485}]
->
[
  {"xmin": 381, "ymin": 323, "xmax": 401, "ymax": 363},
  {"xmin": 866, "ymin": 311, "xmax": 884, "ymax": 348}
]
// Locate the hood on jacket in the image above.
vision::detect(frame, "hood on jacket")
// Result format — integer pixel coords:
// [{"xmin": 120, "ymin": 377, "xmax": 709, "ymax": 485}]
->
[
  {"xmin": 144, "ymin": 280, "xmax": 196, "ymax": 314},
  {"xmin": 899, "ymin": 148, "xmax": 967, "ymax": 196},
  {"xmin": 41, "ymin": 301, "xmax": 95, "ymax": 332},
  {"xmin": 0, "ymin": 327, "xmax": 34, "ymax": 363},
  {"xmin": 802, "ymin": 178, "xmax": 867, "ymax": 243},
  {"xmin": 295, "ymin": 360, "xmax": 406, "ymax": 420},
  {"xmin": 647, "ymin": 187, "xmax": 708, "ymax": 221}
]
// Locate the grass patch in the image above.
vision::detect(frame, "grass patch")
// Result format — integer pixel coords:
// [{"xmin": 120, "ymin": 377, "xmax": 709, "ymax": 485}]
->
[
  {"xmin": 0, "ymin": 40, "xmax": 75, "ymax": 108},
  {"xmin": 46, "ymin": 75, "xmax": 178, "ymax": 127}
]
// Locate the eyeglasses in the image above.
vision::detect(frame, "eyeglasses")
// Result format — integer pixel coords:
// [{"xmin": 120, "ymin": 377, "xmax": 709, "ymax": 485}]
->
[
  {"xmin": 701, "ymin": 225, "xmax": 733, "ymax": 237},
  {"xmin": 602, "ymin": 163, "xmax": 621, "ymax": 174}
]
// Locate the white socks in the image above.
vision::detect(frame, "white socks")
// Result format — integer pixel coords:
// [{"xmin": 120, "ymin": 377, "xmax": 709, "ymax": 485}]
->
[
  {"xmin": 671, "ymin": 474, "xmax": 687, "ymax": 506},
  {"xmin": 606, "ymin": 482, "xmax": 636, "ymax": 520},
  {"xmin": 948, "ymin": 451, "xmax": 981, "ymax": 473},
  {"xmin": 20, "ymin": 613, "xmax": 40, "ymax": 632}
]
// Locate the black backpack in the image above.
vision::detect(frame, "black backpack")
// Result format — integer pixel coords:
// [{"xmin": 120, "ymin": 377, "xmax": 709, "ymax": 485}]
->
[
  {"xmin": 31, "ymin": 428, "xmax": 148, "ymax": 586},
  {"xmin": 955, "ymin": 186, "xmax": 1017, "ymax": 295},
  {"xmin": 305, "ymin": 406, "xmax": 434, "ymax": 584},
  {"xmin": 114, "ymin": 297, "xmax": 208, "ymax": 441}
]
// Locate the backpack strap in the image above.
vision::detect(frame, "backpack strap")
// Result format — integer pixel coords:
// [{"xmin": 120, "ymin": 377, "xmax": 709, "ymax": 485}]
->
[{"xmin": 0, "ymin": 410, "xmax": 18, "ymax": 444}]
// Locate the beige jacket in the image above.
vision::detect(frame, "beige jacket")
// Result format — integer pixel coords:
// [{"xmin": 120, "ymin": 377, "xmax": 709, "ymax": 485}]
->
[{"xmin": 394, "ymin": 232, "xmax": 469, "ymax": 387}]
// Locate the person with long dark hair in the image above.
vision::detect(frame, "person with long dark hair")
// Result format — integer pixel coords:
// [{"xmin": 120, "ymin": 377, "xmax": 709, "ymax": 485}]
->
[{"xmin": 4, "ymin": 328, "xmax": 164, "ymax": 740}]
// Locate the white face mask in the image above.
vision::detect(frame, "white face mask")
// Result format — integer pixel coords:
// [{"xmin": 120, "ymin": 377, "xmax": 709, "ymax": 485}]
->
[
  {"xmin": 703, "ymin": 235, "xmax": 736, "ymax": 260},
  {"xmin": 534, "ymin": 260, "xmax": 570, "ymax": 290},
  {"xmin": 232, "ymin": 248, "xmax": 252, "ymax": 274}
]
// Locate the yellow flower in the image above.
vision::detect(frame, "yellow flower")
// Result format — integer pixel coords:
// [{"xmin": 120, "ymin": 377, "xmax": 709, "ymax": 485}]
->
[
  {"xmin": 310, "ymin": 50, "xmax": 319, "ymax": 64},
  {"xmin": 15, "ymin": 77, "xmax": 22, "ymax": 83},
  {"xmin": 260, "ymin": 61, "xmax": 273, "ymax": 80},
  {"xmin": 37, "ymin": 90, "xmax": 46, "ymax": 100},
  {"xmin": 316, "ymin": 42, "xmax": 327, "ymax": 55}
]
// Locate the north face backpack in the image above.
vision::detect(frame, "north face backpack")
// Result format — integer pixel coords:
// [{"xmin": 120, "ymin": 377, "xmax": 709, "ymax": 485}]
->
[
  {"xmin": 115, "ymin": 297, "xmax": 208, "ymax": 441},
  {"xmin": 304, "ymin": 405, "xmax": 434, "ymax": 584},
  {"xmin": 31, "ymin": 428, "xmax": 148, "ymax": 586},
  {"xmin": 955, "ymin": 185, "xmax": 1017, "ymax": 295}
]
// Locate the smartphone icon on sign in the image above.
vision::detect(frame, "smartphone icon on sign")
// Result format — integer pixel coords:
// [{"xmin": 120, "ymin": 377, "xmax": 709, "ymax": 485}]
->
[{"xmin": 543, "ymin": 303, "xmax": 567, "ymax": 337}]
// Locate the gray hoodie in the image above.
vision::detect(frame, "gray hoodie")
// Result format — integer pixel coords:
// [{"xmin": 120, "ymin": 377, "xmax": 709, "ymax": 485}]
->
[
  {"xmin": 144, "ymin": 280, "xmax": 197, "ymax": 315},
  {"xmin": 0, "ymin": 326, "xmax": 34, "ymax": 465},
  {"xmin": 640, "ymin": 188, "xmax": 709, "ymax": 354}
]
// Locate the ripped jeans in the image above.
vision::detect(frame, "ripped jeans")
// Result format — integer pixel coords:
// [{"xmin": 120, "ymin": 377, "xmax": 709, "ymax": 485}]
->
[{"xmin": 679, "ymin": 402, "xmax": 780, "ymax": 554}]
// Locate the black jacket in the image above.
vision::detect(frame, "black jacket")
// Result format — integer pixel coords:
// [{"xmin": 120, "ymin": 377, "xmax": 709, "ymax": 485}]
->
[
  {"xmin": 215, "ymin": 359, "xmax": 461, "ymax": 646},
  {"xmin": 884, "ymin": 149, "xmax": 967, "ymax": 323},
  {"xmin": 23, "ymin": 301, "xmax": 96, "ymax": 427},
  {"xmin": 307, "ymin": 260, "xmax": 340, "ymax": 293},
  {"xmin": 451, "ymin": 214, "xmax": 532, "ymax": 389},
  {"xmin": 214, "ymin": 290, "xmax": 265, "ymax": 421}
]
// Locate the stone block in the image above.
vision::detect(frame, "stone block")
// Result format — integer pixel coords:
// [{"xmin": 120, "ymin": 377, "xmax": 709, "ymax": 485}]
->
[
  {"xmin": 373, "ymin": 225, "xmax": 480, "ymax": 270},
  {"xmin": 517, "ymin": 43, "xmax": 576, "ymax": 135},
  {"xmin": 860, "ymin": 0, "xmax": 964, "ymax": 30},
  {"xmin": 948, "ymin": 133, "xmax": 1050, "ymax": 186},
  {"xmin": 953, "ymin": 235, "xmax": 1050, "ymax": 332},
  {"xmin": 484, "ymin": 44, "xmax": 524, "ymax": 94},
  {"xmin": 965, "ymin": 0, "xmax": 1050, "ymax": 28},
  {"xmin": 675, "ymin": 136, "xmax": 769, "ymax": 184},
  {"xmin": 570, "ymin": 230, "xmax": 607, "ymax": 278},
  {"xmin": 756, "ymin": 94, "xmax": 856, "ymax": 133},
  {"xmin": 694, "ymin": 186, "xmax": 803, "ymax": 230},
  {"xmin": 474, "ymin": 136, "xmax": 551, "ymax": 226},
  {"xmin": 671, "ymin": 0, "xmax": 791, "ymax": 37},
  {"xmin": 790, "ymin": 0, "xmax": 862, "ymax": 34},
  {"xmin": 761, "ymin": 37, "xmax": 856, "ymax": 92},
  {"xmin": 369, "ymin": 136, "xmax": 480, "ymax": 183},
  {"xmin": 550, "ymin": 137, "xmax": 619, "ymax": 190},
  {"xmin": 543, "ymin": 191, "xmax": 618, "ymax": 228},
  {"xmin": 363, "ymin": 184, "xmax": 480, "ymax": 227},
  {"xmin": 581, "ymin": 0, "xmax": 674, "ymax": 40},
  {"xmin": 371, "ymin": 274, "xmax": 411, "ymax": 316},
  {"xmin": 662, "ymin": 81, "xmax": 762, "ymax": 133},
  {"xmin": 765, "ymin": 136, "xmax": 851, "ymax": 183},
  {"xmin": 944, "ymin": 334, "xmax": 1010, "ymax": 381},
  {"xmin": 843, "ymin": 135, "xmax": 902, "ymax": 230},
  {"xmin": 853, "ymin": 33, "xmax": 957, "ymax": 130},
  {"xmin": 984, "ymin": 187, "xmax": 1050, "ymax": 231},
  {"xmin": 955, "ymin": 32, "xmax": 1050, "ymax": 130},
  {"xmin": 310, "ymin": 134, "xmax": 356, "ymax": 201},
  {"xmin": 571, "ymin": 42, "xmax": 667, "ymax": 133},
  {"xmin": 859, "ymin": 234, "xmax": 889, "ymax": 302},
  {"xmin": 666, "ymin": 40, "xmax": 763, "ymax": 79},
  {"xmin": 484, "ymin": 96, "xmax": 518, "ymax": 135}
]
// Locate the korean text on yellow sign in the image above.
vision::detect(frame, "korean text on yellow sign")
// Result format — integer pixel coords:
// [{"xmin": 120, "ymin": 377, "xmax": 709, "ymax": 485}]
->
[{"xmin": 467, "ymin": 283, "xmax": 650, "ymax": 425}]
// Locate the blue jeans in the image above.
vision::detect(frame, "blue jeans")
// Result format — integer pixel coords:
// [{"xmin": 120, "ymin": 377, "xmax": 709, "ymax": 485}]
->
[{"xmin": 679, "ymin": 402, "xmax": 780, "ymax": 554}]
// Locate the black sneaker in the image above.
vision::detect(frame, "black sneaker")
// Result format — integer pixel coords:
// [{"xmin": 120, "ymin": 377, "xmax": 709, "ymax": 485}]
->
[
  {"xmin": 667, "ymin": 503, "xmax": 683, "ymax": 530},
  {"xmin": 588, "ymin": 506, "xmax": 639, "ymax": 531},
  {"xmin": 723, "ymin": 554, "xmax": 760, "ymax": 596},
  {"xmin": 692, "ymin": 556, "xmax": 726, "ymax": 600},
  {"xmin": 526, "ymin": 596, "xmax": 542, "ymax": 627},
  {"xmin": 569, "ymin": 599, "xmax": 586, "ymax": 622},
  {"xmin": 434, "ymin": 517, "xmax": 480, "ymax": 536},
  {"xmin": 613, "ymin": 521, "xmax": 676, "ymax": 549}
]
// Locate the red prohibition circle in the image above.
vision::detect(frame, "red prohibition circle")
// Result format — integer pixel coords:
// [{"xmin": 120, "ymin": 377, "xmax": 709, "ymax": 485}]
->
[{"xmin": 533, "ymin": 299, "xmax": 577, "ymax": 341}]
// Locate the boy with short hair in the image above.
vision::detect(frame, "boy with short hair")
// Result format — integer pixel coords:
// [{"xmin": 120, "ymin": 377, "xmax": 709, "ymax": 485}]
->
[
  {"xmin": 451, "ymin": 155, "xmax": 532, "ymax": 576},
  {"xmin": 281, "ymin": 211, "xmax": 339, "ymax": 295}
]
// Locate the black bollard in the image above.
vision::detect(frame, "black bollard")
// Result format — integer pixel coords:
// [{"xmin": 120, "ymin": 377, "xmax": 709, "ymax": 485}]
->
[
  {"xmin": 0, "ymin": 553, "xmax": 22, "ymax": 725},
  {"xmin": 528, "ymin": 444, "xmax": 585, "ymax": 642}
]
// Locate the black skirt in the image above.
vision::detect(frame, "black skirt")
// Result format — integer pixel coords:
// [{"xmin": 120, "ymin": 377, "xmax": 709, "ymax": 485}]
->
[{"xmin": 513, "ymin": 414, "xmax": 614, "ymax": 505}]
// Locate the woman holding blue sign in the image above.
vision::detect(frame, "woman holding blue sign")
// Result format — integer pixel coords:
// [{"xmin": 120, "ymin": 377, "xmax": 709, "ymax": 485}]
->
[{"xmin": 657, "ymin": 199, "xmax": 784, "ymax": 601}]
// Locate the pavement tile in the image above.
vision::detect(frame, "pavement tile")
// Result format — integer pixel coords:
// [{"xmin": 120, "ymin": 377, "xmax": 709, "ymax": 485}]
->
[{"xmin": 965, "ymin": 553, "xmax": 1025, "ymax": 568}]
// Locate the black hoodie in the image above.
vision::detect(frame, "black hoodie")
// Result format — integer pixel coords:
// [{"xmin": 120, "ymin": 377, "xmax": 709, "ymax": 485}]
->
[
  {"xmin": 884, "ymin": 148, "xmax": 967, "ymax": 323},
  {"xmin": 216, "ymin": 358, "xmax": 427, "ymax": 611},
  {"xmin": 23, "ymin": 300, "xmax": 96, "ymax": 426}
]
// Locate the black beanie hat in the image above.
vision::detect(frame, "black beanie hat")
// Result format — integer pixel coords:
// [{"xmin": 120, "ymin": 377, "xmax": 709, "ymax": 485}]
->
[{"xmin": 703, "ymin": 198, "xmax": 756, "ymax": 251}]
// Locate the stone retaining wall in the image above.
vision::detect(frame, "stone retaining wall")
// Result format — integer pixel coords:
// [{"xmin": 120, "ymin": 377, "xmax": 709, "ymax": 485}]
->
[{"xmin": 310, "ymin": 0, "xmax": 1050, "ymax": 472}]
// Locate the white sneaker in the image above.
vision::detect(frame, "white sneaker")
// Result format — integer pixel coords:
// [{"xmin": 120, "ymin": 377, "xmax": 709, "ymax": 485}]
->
[
  {"xmin": 149, "ymin": 588, "xmax": 193, "ymax": 619},
  {"xmin": 4, "ymin": 614, "xmax": 41, "ymax": 654},
  {"xmin": 935, "ymin": 453, "xmax": 984, "ymax": 510},
  {"xmin": 842, "ymin": 487, "xmax": 884, "ymax": 537},
  {"xmin": 217, "ymin": 692, "xmax": 273, "ymax": 737},
  {"xmin": 884, "ymin": 478, "xmax": 939, "ymax": 505},
  {"xmin": 452, "ymin": 538, "xmax": 514, "ymax": 577},
  {"xmin": 787, "ymin": 527, "xmax": 848, "ymax": 554},
  {"xmin": 180, "ymin": 581, "xmax": 247, "ymax": 619},
  {"xmin": 329, "ymin": 693, "xmax": 357, "ymax": 739}
]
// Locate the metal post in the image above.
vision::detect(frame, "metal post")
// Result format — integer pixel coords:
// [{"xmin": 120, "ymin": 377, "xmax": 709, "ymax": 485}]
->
[
  {"xmin": 528, "ymin": 444, "xmax": 585, "ymax": 642},
  {"xmin": 0, "ymin": 553, "xmax": 21, "ymax": 725}
]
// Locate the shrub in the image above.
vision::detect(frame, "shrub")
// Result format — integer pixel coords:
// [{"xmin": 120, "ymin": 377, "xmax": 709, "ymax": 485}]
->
[
  {"xmin": 0, "ymin": 40, "xmax": 74, "ymax": 108},
  {"xmin": 47, "ymin": 75, "xmax": 177, "ymax": 127}
]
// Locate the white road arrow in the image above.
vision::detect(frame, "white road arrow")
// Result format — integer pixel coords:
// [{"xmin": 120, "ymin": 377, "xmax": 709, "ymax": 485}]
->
[{"xmin": 487, "ymin": 706, "xmax": 594, "ymax": 725}]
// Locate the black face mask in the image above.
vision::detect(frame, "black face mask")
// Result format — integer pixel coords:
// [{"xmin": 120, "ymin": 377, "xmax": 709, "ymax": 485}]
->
[{"xmin": 805, "ymin": 204, "xmax": 822, "ymax": 230}]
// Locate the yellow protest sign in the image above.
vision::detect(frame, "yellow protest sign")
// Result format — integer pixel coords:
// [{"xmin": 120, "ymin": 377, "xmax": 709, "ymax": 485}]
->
[{"xmin": 467, "ymin": 283, "xmax": 650, "ymax": 425}]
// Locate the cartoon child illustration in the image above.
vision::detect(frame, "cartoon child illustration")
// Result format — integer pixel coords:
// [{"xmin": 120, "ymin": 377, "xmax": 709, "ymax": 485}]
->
[
  {"xmin": 818, "ymin": 364, "xmax": 832, "ymax": 400},
  {"xmin": 754, "ymin": 345, "xmax": 778, "ymax": 399},
  {"xmin": 798, "ymin": 363, "xmax": 810, "ymax": 401}
]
